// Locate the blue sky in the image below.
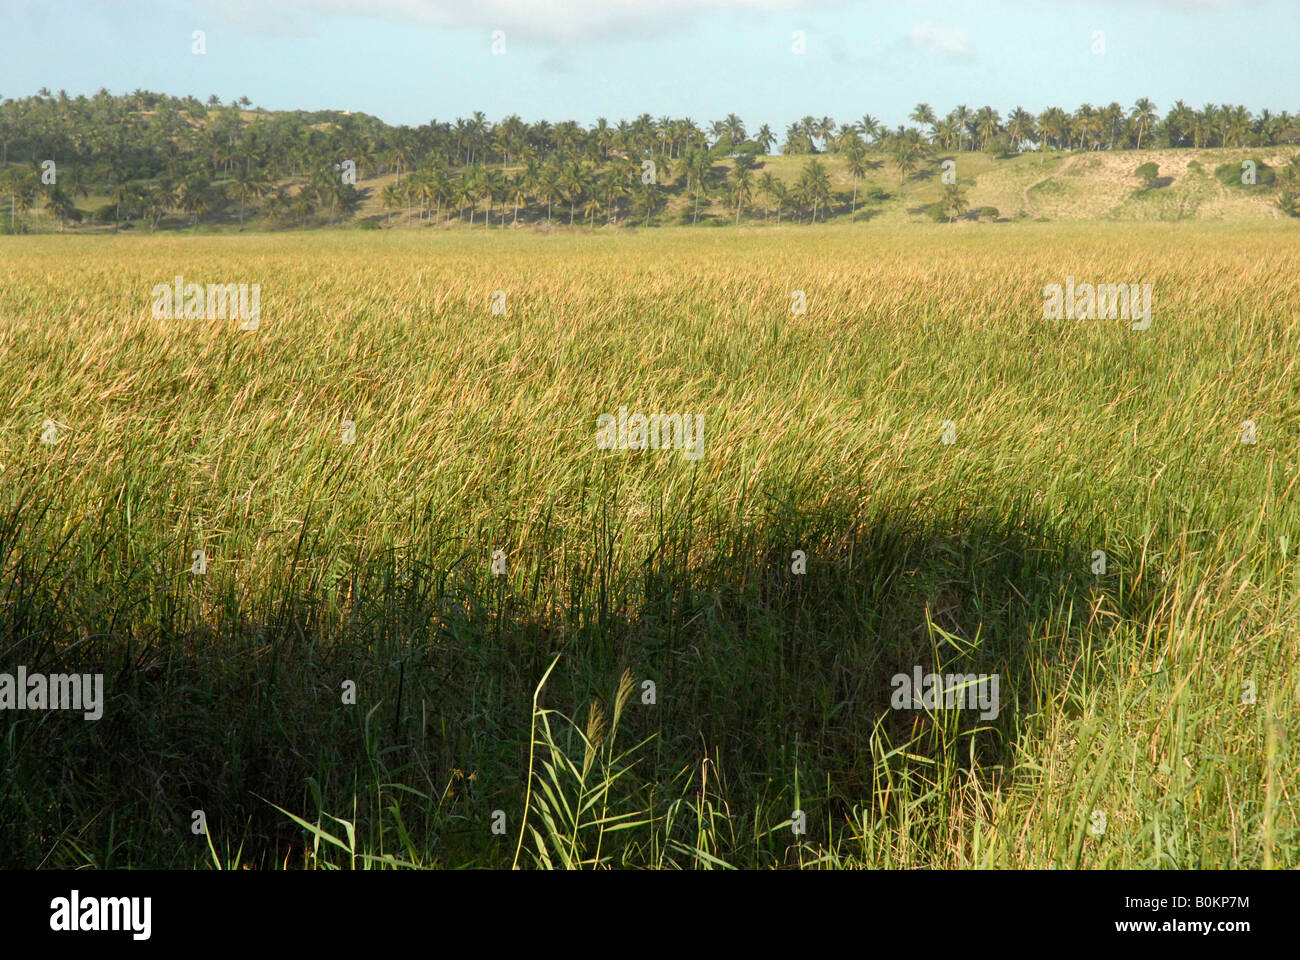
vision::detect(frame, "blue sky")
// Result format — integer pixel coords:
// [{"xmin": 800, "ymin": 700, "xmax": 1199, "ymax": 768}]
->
[{"xmin": 2, "ymin": 0, "xmax": 1295, "ymax": 135}]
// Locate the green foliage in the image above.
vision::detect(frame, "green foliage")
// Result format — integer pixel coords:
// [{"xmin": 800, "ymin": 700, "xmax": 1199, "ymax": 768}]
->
[
  {"xmin": 1214, "ymin": 160, "xmax": 1275, "ymax": 189},
  {"xmin": 940, "ymin": 181, "xmax": 970, "ymax": 221},
  {"xmin": 983, "ymin": 133, "xmax": 1015, "ymax": 158},
  {"xmin": 1277, "ymin": 155, "xmax": 1300, "ymax": 216}
]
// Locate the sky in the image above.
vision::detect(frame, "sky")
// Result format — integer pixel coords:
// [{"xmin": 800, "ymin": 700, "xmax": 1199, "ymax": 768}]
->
[{"xmin": 2, "ymin": 0, "xmax": 1295, "ymax": 135}]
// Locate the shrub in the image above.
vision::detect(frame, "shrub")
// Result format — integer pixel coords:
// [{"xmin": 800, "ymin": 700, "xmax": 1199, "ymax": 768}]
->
[
  {"xmin": 1135, "ymin": 162, "xmax": 1159, "ymax": 189},
  {"xmin": 1214, "ymin": 160, "xmax": 1275, "ymax": 189},
  {"xmin": 983, "ymin": 133, "xmax": 1015, "ymax": 158}
]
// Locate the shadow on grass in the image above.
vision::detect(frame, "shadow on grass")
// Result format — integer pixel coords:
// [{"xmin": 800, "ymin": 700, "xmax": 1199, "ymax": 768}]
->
[
  {"xmin": 0, "ymin": 481, "xmax": 1158, "ymax": 868},
  {"xmin": 850, "ymin": 207, "xmax": 885, "ymax": 223}
]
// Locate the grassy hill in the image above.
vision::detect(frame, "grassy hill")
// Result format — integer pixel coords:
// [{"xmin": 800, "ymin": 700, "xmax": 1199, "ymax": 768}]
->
[
  {"xmin": 2, "ymin": 145, "xmax": 1295, "ymax": 235},
  {"xmin": 277, "ymin": 146, "xmax": 1300, "ymax": 230}
]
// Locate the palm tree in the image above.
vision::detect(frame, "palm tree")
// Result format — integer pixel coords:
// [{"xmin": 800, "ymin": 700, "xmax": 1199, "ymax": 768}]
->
[
  {"xmin": 1131, "ymin": 98, "xmax": 1157, "ymax": 149},
  {"xmin": 782, "ymin": 119, "xmax": 815, "ymax": 155},
  {"xmin": 231, "ymin": 163, "xmax": 269, "ymax": 230},
  {"xmin": 843, "ymin": 138, "xmax": 869, "ymax": 213},
  {"xmin": 723, "ymin": 113, "xmax": 747, "ymax": 149},
  {"xmin": 561, "ymin": 161, "xmax": 587, "ymax": 226},
  {"xmin": 1099, "ymin": 102, "xmax": 1124, "ymax": 150},
  {"xmin": 974, "ymin": 106, "xmax": 1001, "ymax": 151},
  {"xmin": 858, "ymin": 114, "xmax": 883, "ymax": 148},
  {"xmin": 536, "ymin": 163, "xmax": 559, "ymax": 223},
  {"xmin": 291, "ymin": 188, "xmax": 314, "ymax": 226},
  {"xmin": 798, "ymin": 158, "xmax": 832, "ymax": 222},
  {"xmin": 910, "ymin": 103, "xmax": 937, "ymax": 140},
  {"xmin": 1037, "ymin": 107, "xmax": 1069, "ymax": 150},
  {"xmin": 146, "ymin": 180, "xmax": 174, "ymax": 232},
  {"xmin": 952, "ymin": 105, "xmax": 972, "ymax": 150},
  {"xmin": 1007, "ymin": 107, "xmax": 1037, "ymax": 152},
  {"xmin": 178, "ymin": 173, "xmax": 211, "ymax": 228},
  {"xmin": 756, "ymin": 171, "xmax": 778, "ymax": 222},
  {"xmin": 933, "ymin": 118, "xmax": 958, "ymax": 151},
  {"xmin": 462, "ymin": 166, "xmax": 482, "ymax": 225},
  {"xmin": 1227, "ymin": 105, "xmax": 1251, "ymax": 147},
  {"xmin": 730, "ymin": 158, "xmax": 753, "ymax": 225},
  {"xmin": 1165, "ymin": 100, "xmax": 1193, "ymax": 148},
  {"xmin": 630, "ymin": 182, "xmax": 663, "ymax": 226},
  {"xmin": 601, "ymin": 165, "xmax": 630, "ymax": 224},
  {"xmin": 451, "ymin": 175, "xmax": 471, "ymax": 225},
  {"xmin": 508, "ymin": 170, "xmax": 529, "ymax": 225},
  {"xmin": 890, "ymin": 136, "xmax": 925, "ymax": 185},
  {"xmin": 108, "ymin": 177, "xmax": 130, "ymax": 233},
  {"xmin": 941, "ymin": 182, "xmax": 969, "ymax": 222},
  {"xmin": 1072, "ymin": 104, "xmax": 1098, "ymax": 150},
  {"xmin": 44, "ymin": 186, "xmax": 79, "ymax": 231},
  {"xmin": 263, "ymin": 185, "xmax": 290, "ymax": 227},
  {"xmin": 66, "ymin": 164, "xmax": 90, "ymax": 204},
  {"xmin": 688, "ymin": 150, "xmax": 714, "ymax": 224},
  {"xmin": 14, "ymin": 175, "xmax": 34, "ymax": 232},
  {"xmin": 810, "ymin": 117, "xmax": 832, "ymax": 152},
  {"xmin": 755, "ymin": 124, "xmax": 775, "ymax": 155},
  {"xmin": 482, "ymin": 167, "xmax": 505, "ymax": 227}
]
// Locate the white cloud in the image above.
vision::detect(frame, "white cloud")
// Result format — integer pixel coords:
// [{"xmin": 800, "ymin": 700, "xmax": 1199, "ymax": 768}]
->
[{"xmin": 906, "ymin": 21, "xmax": 971, "ymax": 59}]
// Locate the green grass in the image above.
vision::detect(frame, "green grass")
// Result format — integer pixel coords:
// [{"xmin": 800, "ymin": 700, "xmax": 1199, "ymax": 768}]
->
[{"xmin": 0, "ymin": 223, "xmax": 1297, "ymax": 868}]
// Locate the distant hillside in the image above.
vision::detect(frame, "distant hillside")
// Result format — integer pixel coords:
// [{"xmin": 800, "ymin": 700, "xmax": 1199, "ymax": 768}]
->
[
  {"xmin": 1, "ymin": 88, "xmax": 1297, "ymax": 232},
  {"xmin": 347, "ymin": 147, "xmax": 1298, "ymax": 229}
]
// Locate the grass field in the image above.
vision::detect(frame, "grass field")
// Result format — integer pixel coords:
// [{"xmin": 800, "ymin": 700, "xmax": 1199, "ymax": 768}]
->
[{"xmin": 1, "ymin": 223, "xmax": 1297, "ymax": 869}]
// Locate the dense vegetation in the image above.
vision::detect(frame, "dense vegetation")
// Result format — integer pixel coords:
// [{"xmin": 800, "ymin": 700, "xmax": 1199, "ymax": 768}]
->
[
  {"xmin": 2, "ymin": 89, "xmax": 1300, "ymax": 232},
  {"xmin": 1, "ymin": 225, "xmax": 1297, "ymax": 868}
]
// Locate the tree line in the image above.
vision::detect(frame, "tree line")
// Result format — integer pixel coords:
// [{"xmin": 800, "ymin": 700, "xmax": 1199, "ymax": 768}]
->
[{"xmin": 1, "ymin": 88, "xmax": 1298, "ymax": 232}]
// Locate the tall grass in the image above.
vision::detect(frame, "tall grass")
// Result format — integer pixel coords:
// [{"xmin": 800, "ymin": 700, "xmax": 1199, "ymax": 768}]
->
[{"xmin": 0, "ymin": 223, "xmax": 1296, "ymax": 868}]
